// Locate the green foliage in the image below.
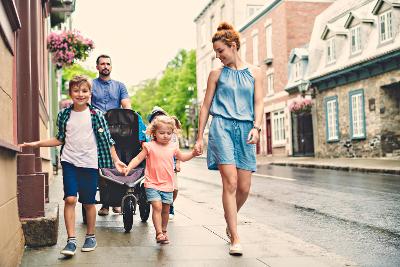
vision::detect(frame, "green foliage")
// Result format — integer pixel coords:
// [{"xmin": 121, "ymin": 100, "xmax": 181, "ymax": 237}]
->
[
  {"xmin": 61, "ymin": 64, "xmax": 97, "ymax": 95},
  {"xmin": 130, "ymin": 49, "xmax": 197, "ymax": 130}
]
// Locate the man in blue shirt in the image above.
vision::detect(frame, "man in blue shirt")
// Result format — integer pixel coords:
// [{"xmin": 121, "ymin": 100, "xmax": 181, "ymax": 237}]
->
[{"xmin": 92, "ymin": 54, "xmax": 147, "ymax": 216}]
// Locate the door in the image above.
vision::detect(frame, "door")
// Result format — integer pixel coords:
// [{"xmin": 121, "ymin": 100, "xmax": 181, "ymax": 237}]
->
[
  {"xmin": 265, "ymin": 113, "xmax": 272, "ymax": 155},
  {"xmin": 292, "ymin": 112, "xmax": 314, "ymax": 156}
]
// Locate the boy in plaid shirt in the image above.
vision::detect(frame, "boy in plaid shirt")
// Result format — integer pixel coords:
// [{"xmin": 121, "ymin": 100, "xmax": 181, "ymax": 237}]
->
[{"xmin": 20, "ymin": 75, "xmax": 126, "ymax": 257}]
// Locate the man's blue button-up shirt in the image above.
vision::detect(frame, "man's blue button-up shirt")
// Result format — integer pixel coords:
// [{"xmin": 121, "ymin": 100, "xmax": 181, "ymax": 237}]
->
[
  {"xmin": 91, "ymin": 78, "xmax": 129, "ymax": 113},
  {"xmin": 91, "ymin": 77, "xmax": 147, "ymax": 141}
]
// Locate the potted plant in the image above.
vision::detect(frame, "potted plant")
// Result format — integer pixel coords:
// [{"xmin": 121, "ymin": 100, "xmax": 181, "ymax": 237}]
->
[
  {"xmin": 289, "ymin": 97, "xmax": 313, "ymax": 114},
  {"xmin": 47, "ymin": 30, "xmax": 94, "ymax": 68}
]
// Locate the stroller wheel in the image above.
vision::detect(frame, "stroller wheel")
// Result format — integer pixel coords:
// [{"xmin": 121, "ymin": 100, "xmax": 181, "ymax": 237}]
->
[
  {"xmin": 139, "ymin": 185, "xmax": 150, "ymax": 222},
  {"xmin": 123, "ymin": 196, "xmax": 134, "ymax": 232}
]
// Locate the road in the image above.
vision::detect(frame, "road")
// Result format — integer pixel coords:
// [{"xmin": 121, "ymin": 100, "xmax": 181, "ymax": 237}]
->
[{"xmin": 179, "ymin": 158, "xmax": 400, "ymax": 267}]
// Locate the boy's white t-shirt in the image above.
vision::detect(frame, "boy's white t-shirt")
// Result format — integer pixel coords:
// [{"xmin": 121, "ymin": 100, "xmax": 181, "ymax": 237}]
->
[{"xmin": 61, "ymin": 107, "xmax": 99, "ymax": 169}]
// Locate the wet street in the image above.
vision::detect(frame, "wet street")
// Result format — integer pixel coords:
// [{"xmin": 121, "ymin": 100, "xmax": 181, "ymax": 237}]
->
[
  {"xmin": 181, "ymin": 158, "xmax": 400, "ymax": 267},
  {"xmin": 21, "ymin": 158, "xmax": 400, "ymax": 266}
]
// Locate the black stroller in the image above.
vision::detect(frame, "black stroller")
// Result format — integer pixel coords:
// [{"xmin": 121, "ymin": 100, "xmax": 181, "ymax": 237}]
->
[{"xmin": 82, "ymin": 109, "xmax": 150, "ymax": 232}]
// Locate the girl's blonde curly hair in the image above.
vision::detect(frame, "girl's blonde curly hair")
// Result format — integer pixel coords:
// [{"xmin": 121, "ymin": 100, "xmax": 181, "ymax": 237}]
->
[{"xmin": 146, "ymin": 115, "xmax": 177, "ymax": 139}]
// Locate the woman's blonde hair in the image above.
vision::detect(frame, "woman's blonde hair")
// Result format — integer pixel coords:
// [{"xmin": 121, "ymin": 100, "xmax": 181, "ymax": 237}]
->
[
  {"xmin": 212, "ymin": 22, "xmax": 240, "ymax": 51},
  {"xmin": 146, "ymin": 115, "xmax": 177, "ymax": 139}
]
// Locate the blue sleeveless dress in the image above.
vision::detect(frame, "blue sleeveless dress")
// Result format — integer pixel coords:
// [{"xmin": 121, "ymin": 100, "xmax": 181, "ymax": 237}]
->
[{"xmin": 207, "ymin": 66, "xmax": 256, "ymax": 172}]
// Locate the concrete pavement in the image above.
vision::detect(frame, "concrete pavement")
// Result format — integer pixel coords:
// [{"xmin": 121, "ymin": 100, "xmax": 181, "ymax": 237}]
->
[{"xmin": 21, "ymin": 171, "xmax": 356, "ymax": 267}]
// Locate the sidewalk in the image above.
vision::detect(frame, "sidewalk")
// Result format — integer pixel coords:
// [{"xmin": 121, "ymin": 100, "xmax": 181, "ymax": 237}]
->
[
  {"xmin": 256, "ymin": 155, "xmax": 400, "ymax": 175},
  {"xmin": 21, "ymin": 172, "xmax": 357, "ymax": 267}
]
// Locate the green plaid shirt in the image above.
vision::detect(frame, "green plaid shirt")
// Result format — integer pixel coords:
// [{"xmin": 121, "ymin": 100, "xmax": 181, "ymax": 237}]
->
[{"xmin": 56, "ymin": 104, "xmax": 115, "ymax": 168}]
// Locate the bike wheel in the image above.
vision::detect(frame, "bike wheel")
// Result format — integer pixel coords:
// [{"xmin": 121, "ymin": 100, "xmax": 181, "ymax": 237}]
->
[
  {"xmin": 139, "ymin": 186, "xmax": 150, "ymax": 222},
  {"xmin": 123, "ymin": 197, "xmax": 134, "ymax": 232}
]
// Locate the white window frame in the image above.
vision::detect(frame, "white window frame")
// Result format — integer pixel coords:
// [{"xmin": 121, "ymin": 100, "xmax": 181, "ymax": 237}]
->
[
  {"xmin": 265, "ymin": 24, "xmax": 273, "ymax": 59},
  {"xmin": 247, "ymin": 5, "xmax": 262, "ymax": 17},
  {"xmin": 326, "ymin": 38, "xmax": 336, "ymax": 64},
  {"xmin": 241, "ymin": 40, "xmax": 246, "ymax": 60},
  {"xmin": 252, "ymin": 34, "xmax": 259, "ymax": 65},
  {"xmin": 350, "ymin": 25, "xmax": 362, "ymax": 54},
  {"xmin": 210, "ymin": 14, "xmax": 216, "ymax": 36},
  {"xmin": 293, "ymin": 61, "xmax": 301, "ymax": 81},
  {"xmin": 326, "ymin": 98, "xmax": 339, "ymax": 141},
  {"xmin": 200, "ymin": 22, "xmax": 206, "ymax": 47},
  {"xmin": 220, "ymin": 4, "xmax": 225, "ymax": 22},
  {"xmin": 350, "ymin": 91, "xmax": 365, "ymax": 139},
  {"xmin": 379, "ymin": 10, "xmax": 393, "ymax": 43},
  {"xmin": 267, "ymin": 73, "xmax": 274, "ymax": 95},
  {"xmin": 272, "ymin": 110, "xmax": 285, "ymax": 145}
]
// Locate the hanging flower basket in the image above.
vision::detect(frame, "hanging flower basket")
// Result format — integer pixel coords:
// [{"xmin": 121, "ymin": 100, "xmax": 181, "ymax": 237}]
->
[
  {"xmin": 47, "ymin": 30, "xmax": 95, "ymax": 69},
  {"xmin": 289, "ymin": 97, "xmax": 313, "ymax": 114}
]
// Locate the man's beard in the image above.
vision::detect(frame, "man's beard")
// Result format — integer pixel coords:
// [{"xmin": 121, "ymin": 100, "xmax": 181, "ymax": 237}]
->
[{"xmin": 100, "ymin": 69, "xmax": 110, "ymax": 76}]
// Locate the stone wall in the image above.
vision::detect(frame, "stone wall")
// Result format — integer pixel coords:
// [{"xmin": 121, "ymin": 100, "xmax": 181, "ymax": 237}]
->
[
  {"xmin": 315, "ymin": 69, "xmax": 400, "ymax": 158},
  {"xmin": 0, "ymin": 35, "xmax": 24, "ymax": 266}
]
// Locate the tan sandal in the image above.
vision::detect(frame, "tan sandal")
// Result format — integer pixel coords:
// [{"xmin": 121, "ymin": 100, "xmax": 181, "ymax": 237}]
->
[{"xmin": 156, "ymin": 232, "xmax": 169, "ymax": 244}]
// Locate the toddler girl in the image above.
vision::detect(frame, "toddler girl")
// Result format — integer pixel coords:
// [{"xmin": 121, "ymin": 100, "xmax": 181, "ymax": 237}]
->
[{"xmin": 124, "ymin": 115, "xmax": 199, "ymax": 244}]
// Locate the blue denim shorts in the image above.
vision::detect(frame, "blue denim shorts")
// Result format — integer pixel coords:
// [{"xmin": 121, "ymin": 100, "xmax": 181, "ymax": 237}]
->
[
  {"xmin": 207, "ymin": 116, "xmax": 256, "ymax": 172},
  {"xmin": 61, "ymin": 161, "xmax": 98, "ymax": 204},
  {"xmin": 145, "ymin": 188, "xmax": 173, "ymax": 204}
]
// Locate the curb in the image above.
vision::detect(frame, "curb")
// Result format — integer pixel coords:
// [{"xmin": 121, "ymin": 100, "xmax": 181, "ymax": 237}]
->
[{"xmin": 270, "ymin": 162, "xmax": 400, "ymax": 175}]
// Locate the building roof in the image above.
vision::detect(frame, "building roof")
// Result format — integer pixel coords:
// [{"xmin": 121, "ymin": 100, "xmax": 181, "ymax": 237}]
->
[
  {"xmin": 306, "ymin": 0, "xmax": 400, "ymax": 81},
  {"xmin": 194, "ymin": 0, "xmax": 216, "ymax": 22}
]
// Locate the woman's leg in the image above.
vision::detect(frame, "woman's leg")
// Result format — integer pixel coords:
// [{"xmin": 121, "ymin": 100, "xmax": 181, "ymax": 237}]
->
[
  {"xmin": 64, "ymin": 196, "xmax": 77, "ymax": 238},
  {"xmin": 218, "ymin": 164, "xmax": 240, "ymax": 245},
  {"xmin": 236, "ymin": 169, "xmax": 252, "ymax": 212},
  {"xmin": 83, "ymin": 204, "xmax": 96, "ymax": 235}
]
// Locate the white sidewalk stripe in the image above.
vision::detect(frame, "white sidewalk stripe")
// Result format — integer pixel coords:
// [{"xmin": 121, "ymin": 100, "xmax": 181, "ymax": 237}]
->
[{"xmin": 253, "ymin": 173, "xmax": 296, "ymax": 181}]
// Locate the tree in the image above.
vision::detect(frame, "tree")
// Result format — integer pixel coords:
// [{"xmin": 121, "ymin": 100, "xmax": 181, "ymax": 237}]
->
[{"xmin": 130, "ymin": 49, "xmax": 197, "ymax": 132}]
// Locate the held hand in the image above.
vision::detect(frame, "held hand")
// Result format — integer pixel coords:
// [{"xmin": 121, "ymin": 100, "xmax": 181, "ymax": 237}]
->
[
  {"xmin": 175, "ymin": 164, "xmax": 181, "ymax": 173},
  {"xmin": 19, "ymin": 141, "xmax": 40, "ymax": 149},
  {"xmin": 194, "ymin": 140, "xmax": 204, "ymax": 155},
  {"xmin": 246, "ymin": 128, "xmax": 260, "ymax": 144},
  {"xmin": 115, "ymin": 160, "xmax": 127, "ymax": 174},
  {"xmin": 192, "ymin": 148, "xmax": 202, "ymax": 157}
]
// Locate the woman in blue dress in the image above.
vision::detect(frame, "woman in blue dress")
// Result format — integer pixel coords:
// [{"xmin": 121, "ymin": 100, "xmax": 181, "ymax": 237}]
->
[{"xmin": 194, "ymin": 22, "xmax": 263, "ymax": 256}]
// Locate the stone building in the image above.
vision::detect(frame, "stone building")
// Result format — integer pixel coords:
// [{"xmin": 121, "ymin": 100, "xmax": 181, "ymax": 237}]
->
[
  {"xmin": 306, "ymin": 0, "xmax": 400, "ymax": 158},
  {"xmin": 239, "ymin": 0, "xmax": 334, "ymax": 156}
]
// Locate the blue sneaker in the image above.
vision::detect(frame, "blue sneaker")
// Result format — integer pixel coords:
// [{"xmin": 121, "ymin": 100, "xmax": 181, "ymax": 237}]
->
[
  {"xmin": 60, "ymin": 240, "xmax": 77, "ymax": 256},
  {"xmin": 81, "ymin": 236, "xmax": 97, "ymax": 252}
]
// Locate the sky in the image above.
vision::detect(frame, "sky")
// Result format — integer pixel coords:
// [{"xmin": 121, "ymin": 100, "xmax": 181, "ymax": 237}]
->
[{"xmin": 72, "ymin": 0, "xmax": 209, "ymax": 87}]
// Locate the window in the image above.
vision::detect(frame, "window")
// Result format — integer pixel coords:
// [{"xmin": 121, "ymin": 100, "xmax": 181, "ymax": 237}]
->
[
  {"xmin": 220, "ymin": 4, "xmax": 225, "ymax": 21},
  {"xmin": 265, "ymin": 24, "xmax": 273, "ymax": 59},
  {"xmin": 293, "ymin": 61, "xmax": 301, "ymax": 81},
  {"xmin": 325, "ymin": 97, "xmax": 339, "ymax": 141},
  {"xmin": 210, "ymin": 15, "xmax": 216, "ymax": 36},
  {"xmin": 349, "ymin": 90, "xmax": 365, "ymax": 139},
  {"xmin": 252, "ymin": 34, "xmax": 259, "ymax": 65},
  {"xmin": 267, "ymin": 73, "xmax": 274, "ymax": 95},
  {"xmin": 350, "ymin": 25, "xmax": 362, "ymax": 54},
  {"xmin": 379, "ymin": 10, "xmax": 393, "ymax": 43},
  {"xmin": 247, "ymin": 5, "xmax": 262, "ymax": 17},
  {"xmin": 241, "ymin": 40, "xmax": 246, "ymax": 60},
  {"xmin": 326, "ymin": 38, "xmax": 336, "ymax": 64},
  {"xmin": 272, "ymin": 110, "xmax": 285, "ymax": 145},
  {"xmin": 200, "ymin": 22, "xmax": 206, "ymax": 47}
]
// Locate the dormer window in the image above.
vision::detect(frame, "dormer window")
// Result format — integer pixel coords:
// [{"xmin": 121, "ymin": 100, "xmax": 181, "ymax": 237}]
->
[
  {"xmin": 379, "ymin": 10, "xmax": 393, "ymax": 43},
  {"xmin": 327, "ymin": 38, "xmax": 336, "ymax": 64},
  {"xmin": 294, "ymin": 61, "xmax": 301, "ymax": 81},
  {"xmin": 350, "ymin": 25, "xmax": 362, "ymax": 54}
]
